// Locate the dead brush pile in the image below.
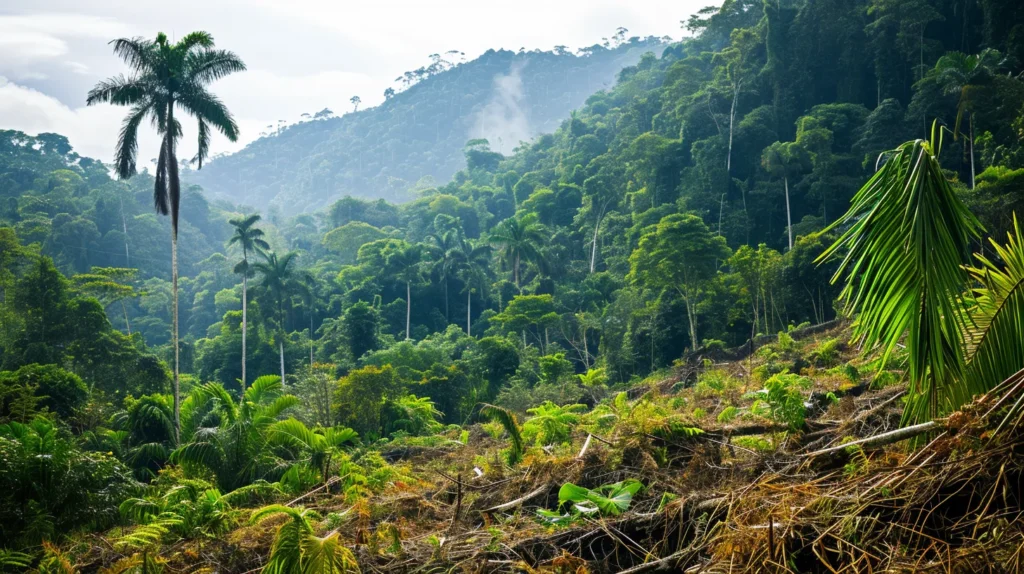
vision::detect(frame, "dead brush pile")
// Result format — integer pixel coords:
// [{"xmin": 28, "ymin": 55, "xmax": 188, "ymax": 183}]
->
[
  {"xmin": 345, "ymin": 381, "xmax": 1024, "ymax": 574},
  {"xmin": 340, "ymin": 357, "xmax": 1024, "ymax": 573}
]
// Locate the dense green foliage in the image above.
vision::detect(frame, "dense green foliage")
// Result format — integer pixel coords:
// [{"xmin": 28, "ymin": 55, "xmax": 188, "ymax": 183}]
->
[{"xmin": 2, "ymin": 0, "xmax": 1024, "ymax": 567}]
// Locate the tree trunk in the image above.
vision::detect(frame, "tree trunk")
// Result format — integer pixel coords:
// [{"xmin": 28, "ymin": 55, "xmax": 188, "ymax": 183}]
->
[
  {"xmin": 171, "ymin": 226, "xmax": 180, "ymax": 444},
  {"xmin": 310, "ymin": 314, "xmax": 314, "ymax": 366},
  {"xmin": 241, "ymin": 270, "xmax": 247, "ymax": 392},
  {"xmin": 120, "ymin": 196, "xmax": 130, "ymax": 267},
  {"xmin": 166, "ymin": 103, "xmax": 181, "ymax": 445},
  {"xmin": 279, "ymin": 337, "xmax": 285, "ymax": 382},
  {"xmin": 969, "ymin": 112, "xmax": 976, "ymax": 190},
  {"xmin": 514, "ymin": 253, "xmax": 520, "ymax": 291},
  {"xmin": 582, "ymin": 325, "xmax": 590, "ymax": 369},
  {"xmin": 683, "ymin": 293, "xmax": 698, "ymax": 351},
  {"xmin": 466, "ymin": 289, "xmax": 472, "ymax": 336},
  {"xmin": 121, "ymin": 300, "xmax": 131, "ymax": 335},
  {"xmin": 784, "ymin": 176, "xmax": 793, "ymax": 251},
  {"xmin": 727, "ymin": 84, "xmax": 739, "ymax": 173},
  {"xmin": 590, "ymin": 214, "xmax": 601, "ymax": 274},
  {"xmin": 406, "ymin": 280, "xmax": 412, "ymax": 340}
]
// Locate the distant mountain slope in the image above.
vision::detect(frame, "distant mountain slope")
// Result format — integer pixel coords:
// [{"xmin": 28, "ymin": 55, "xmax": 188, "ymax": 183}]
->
[{"xmin": 186, "ymin": 39, "xmax": 666, "ymax": 214}]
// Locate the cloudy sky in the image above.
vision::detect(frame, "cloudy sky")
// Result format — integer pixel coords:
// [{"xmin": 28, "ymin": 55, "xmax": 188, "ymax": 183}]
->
[{"xmin": 0, "ymin": 0, "xmax": 704, "ymax": 164}]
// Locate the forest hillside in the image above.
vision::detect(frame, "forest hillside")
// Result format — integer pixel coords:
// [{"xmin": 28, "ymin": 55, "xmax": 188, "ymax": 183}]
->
[{"xmin": 185, "ymin": 36, "xmax": 666, "ymax": 214}]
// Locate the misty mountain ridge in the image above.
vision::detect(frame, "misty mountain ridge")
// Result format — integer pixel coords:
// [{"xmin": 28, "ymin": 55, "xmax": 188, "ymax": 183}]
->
[{"xmin": 185, "ymin": 38, "xmax": 667, "ymax": 214}]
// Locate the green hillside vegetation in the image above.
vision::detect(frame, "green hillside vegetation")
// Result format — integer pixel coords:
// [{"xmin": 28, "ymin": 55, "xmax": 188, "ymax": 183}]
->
[
  {"xmin": 187, "ymin": 35, "xmax": 667, "ymax": 214},
  {"xmin": 1, "ymin": 0, "xmax": 1024, "ymax": 571}
]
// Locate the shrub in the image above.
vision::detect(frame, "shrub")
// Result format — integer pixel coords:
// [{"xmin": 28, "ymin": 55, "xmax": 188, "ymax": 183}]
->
[
  {"xmin": 0, "ymin": 364, "xmax": 88, "ymax": 419},
  {"xmin": 777, "ymin": 331, "xmax": 796, "ymax": 353},
  {"xmin": 811, "ymin": 338, "xmax": 842, "ymax": 367},
  {"xmin": 747, "ymin": 372, "xmax": 812, "ymax": 430},
  {"xmin": 716, "ymin": 406, "xmax": 740, "ymax": 424}
]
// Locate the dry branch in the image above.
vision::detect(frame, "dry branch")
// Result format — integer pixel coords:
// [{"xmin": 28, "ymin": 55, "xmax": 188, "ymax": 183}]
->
[
  {"xmin": 482, "ymin": 483, "xmax": 551, "ymax": 513},
  {"xmin": 803, "ymin": 420, "xmax": 939, "ymax": 458}
]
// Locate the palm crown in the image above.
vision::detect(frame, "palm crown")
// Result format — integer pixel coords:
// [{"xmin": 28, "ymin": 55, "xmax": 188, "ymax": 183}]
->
[
  {"xmin": 86, "ymin": 31, "xmax": 245, "ymax": 233},
  {"xmin": 228, "ymin": 214, "xmax": 270, "ymax": 276},
  {"xmin": 489, "ymin": 212, "xmax": 546, "ymax": 289}
]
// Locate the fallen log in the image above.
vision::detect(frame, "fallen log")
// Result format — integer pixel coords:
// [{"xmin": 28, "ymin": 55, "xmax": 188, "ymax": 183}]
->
[{"xmin": 803, "ymin": 420, "xmax": 939, "ymax": 459}]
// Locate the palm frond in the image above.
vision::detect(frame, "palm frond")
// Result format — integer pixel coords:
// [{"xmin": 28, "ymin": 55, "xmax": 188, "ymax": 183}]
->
[
  {"xmin": 268, "ymin": 418, "xmax": 321, "ymax": 451},
  {"xmin": 246, "ymin": 375, "xmax": 284, "ymax": 405},
  {"xmin": 193, "ymin": 118, "xmax": 210, "ymax": 168},
  {"xmin": 178, "ymin": 84, "xmax": 240, "ymax": 141},
  {"xmin": 478, "ymin": 403, "xmax": 524, "ymax": 466},
  {"xmin": 301, "ymin": 531, "xmax": 361, "ymax": 574},
  {"xmin": 170, "ymin": 440, "xmax": 223, "ymax": 471},
  {"xmin": 119, "ymin": 497, "xmax": 162, "ymax": 523},
  {"xmin": 964, "ymin": 215, "xmax": 1024, "ymax": 393},
  {"xmin": 109, "ymin": 37, "xmax": 156, "ymax": 73},
  {"xmin": 154, "ymin": 136, "xmax": 169, "ymax": 215},
  {"xmin": 185, "ymin": 48, "xmax": 248, "ymax": 85},
  {"xmin": 820, "ymin": 136, "xmax": 982, "ymax": 424},
  {"xmin": 259, "ymin": 395, "xmax": 301, "ymax": 423},
  {"xmin": 86, "ymin": 74, "xmax": 153, "ymax": 106},
  {"xmin": 0, "ymin": 549, "xmax": 33, "ymax": 570},
  {"xmin": 113, "ymin": 101, "xmax": 152, "ymax": 179},
  {"xmin": 176, "ymin": 31, "xmax": 214, "ymax": 51},
  {"xmin": 115, "ymin": 513, "xmax": 183, "ymax": 550}
]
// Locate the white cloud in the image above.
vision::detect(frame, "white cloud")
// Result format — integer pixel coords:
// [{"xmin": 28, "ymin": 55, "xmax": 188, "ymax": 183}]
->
[
  {"xmin": 0, "ymin": 13, "xmax": 131, "ymax": 67},
  {"xmin": 0, "ymin": 75, "xmax": 150, "ymax": 161},
  {"xmin": 0, "ymin": 1, "xmax": 706, "ymax": 164}
]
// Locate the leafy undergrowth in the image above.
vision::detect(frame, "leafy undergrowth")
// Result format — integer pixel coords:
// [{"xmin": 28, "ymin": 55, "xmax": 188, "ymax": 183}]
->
[{"xmin": 40, "ymin": 324, "xmax": 1024, "ymax": 573}]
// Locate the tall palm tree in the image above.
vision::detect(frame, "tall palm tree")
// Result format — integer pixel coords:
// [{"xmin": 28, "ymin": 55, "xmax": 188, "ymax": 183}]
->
[
  {"xmin": 228, "ymin": 214, "xmax": 269, "ymax": 393},
  {"xmin": 488, "ymin": 212, "xmax": 546, "ymax": 291},
  {"xmin": 451, "ymin": 235, "xmax": 492, "ymax": 336},
  {"xmin": 88, "ymin": 32, "xmax": 246, "ymax": 443},
  {"xmin": 927, "ymin": 49, "xmax": 1003, "ymax": 189},
  {"xmin": 424, "ymin": 228, "xmax": 461, "ymax": 322},
  {"xmin": 255, "ymin": 251, "xmax": 300, "ymax": 382}
]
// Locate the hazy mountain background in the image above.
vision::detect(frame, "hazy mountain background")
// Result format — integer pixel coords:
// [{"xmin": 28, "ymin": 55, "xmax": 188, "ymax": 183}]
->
[{"xmin": 184, "ymin": 37, "xmax": 666, "ymax": 214}]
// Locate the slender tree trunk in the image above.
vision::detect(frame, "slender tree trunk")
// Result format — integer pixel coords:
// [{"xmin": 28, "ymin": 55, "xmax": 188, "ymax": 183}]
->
[
  {"xmin": 171, "ymin": 227, "xmax": 180, "ymax": 444},
  {"xmin": 514, "ymin": 253, "xmax": 520, "ymax": 291},
  {"xmin": 582, "ymin": 325, "xmax": 590, "ymax": 369},
  {"xmin": 784, "ymin": 176, "xmax": 793, "ymax": 251},
  {"xmin": 406, "ymin": 280, "xmax": 411, "ymax": 340},
  {"xmin": 727, "ymin": 84, "xmax": 739, "ymax": 173},
  {"xmin": 683, "ymin": 293, "xmax": 698, "ymax": 350},
  {"xmin": 241, "ymin": 270, "xmax": 247, "ymax": 392},
  {"xmin": 969, "ymin": 112, "xmax": 976, "ymax": 190},
  {"xmin": 466, "ymin": 289, "xmax": 472, "ymax": 336},
  {"xmin": 121, "ymin": 300, "xmax": 132, "ymax": 335},
  {"xmin": 310, "ymin": 313, "xmax": 314, "ymax": 366},
  {"xmin": 279, "ymin": 337, "xmax": 285, "ymax": 382},
  {"xmin": 120, "ymin": 196, "xmax": 130, "ymax": 267},
  {"xmin": 166, "ymin": 103, "xmax": 181, "ymax": 445},
  {"xmin": 590, "ymin": 213, "xmax": 602, "ymax": 274}
]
